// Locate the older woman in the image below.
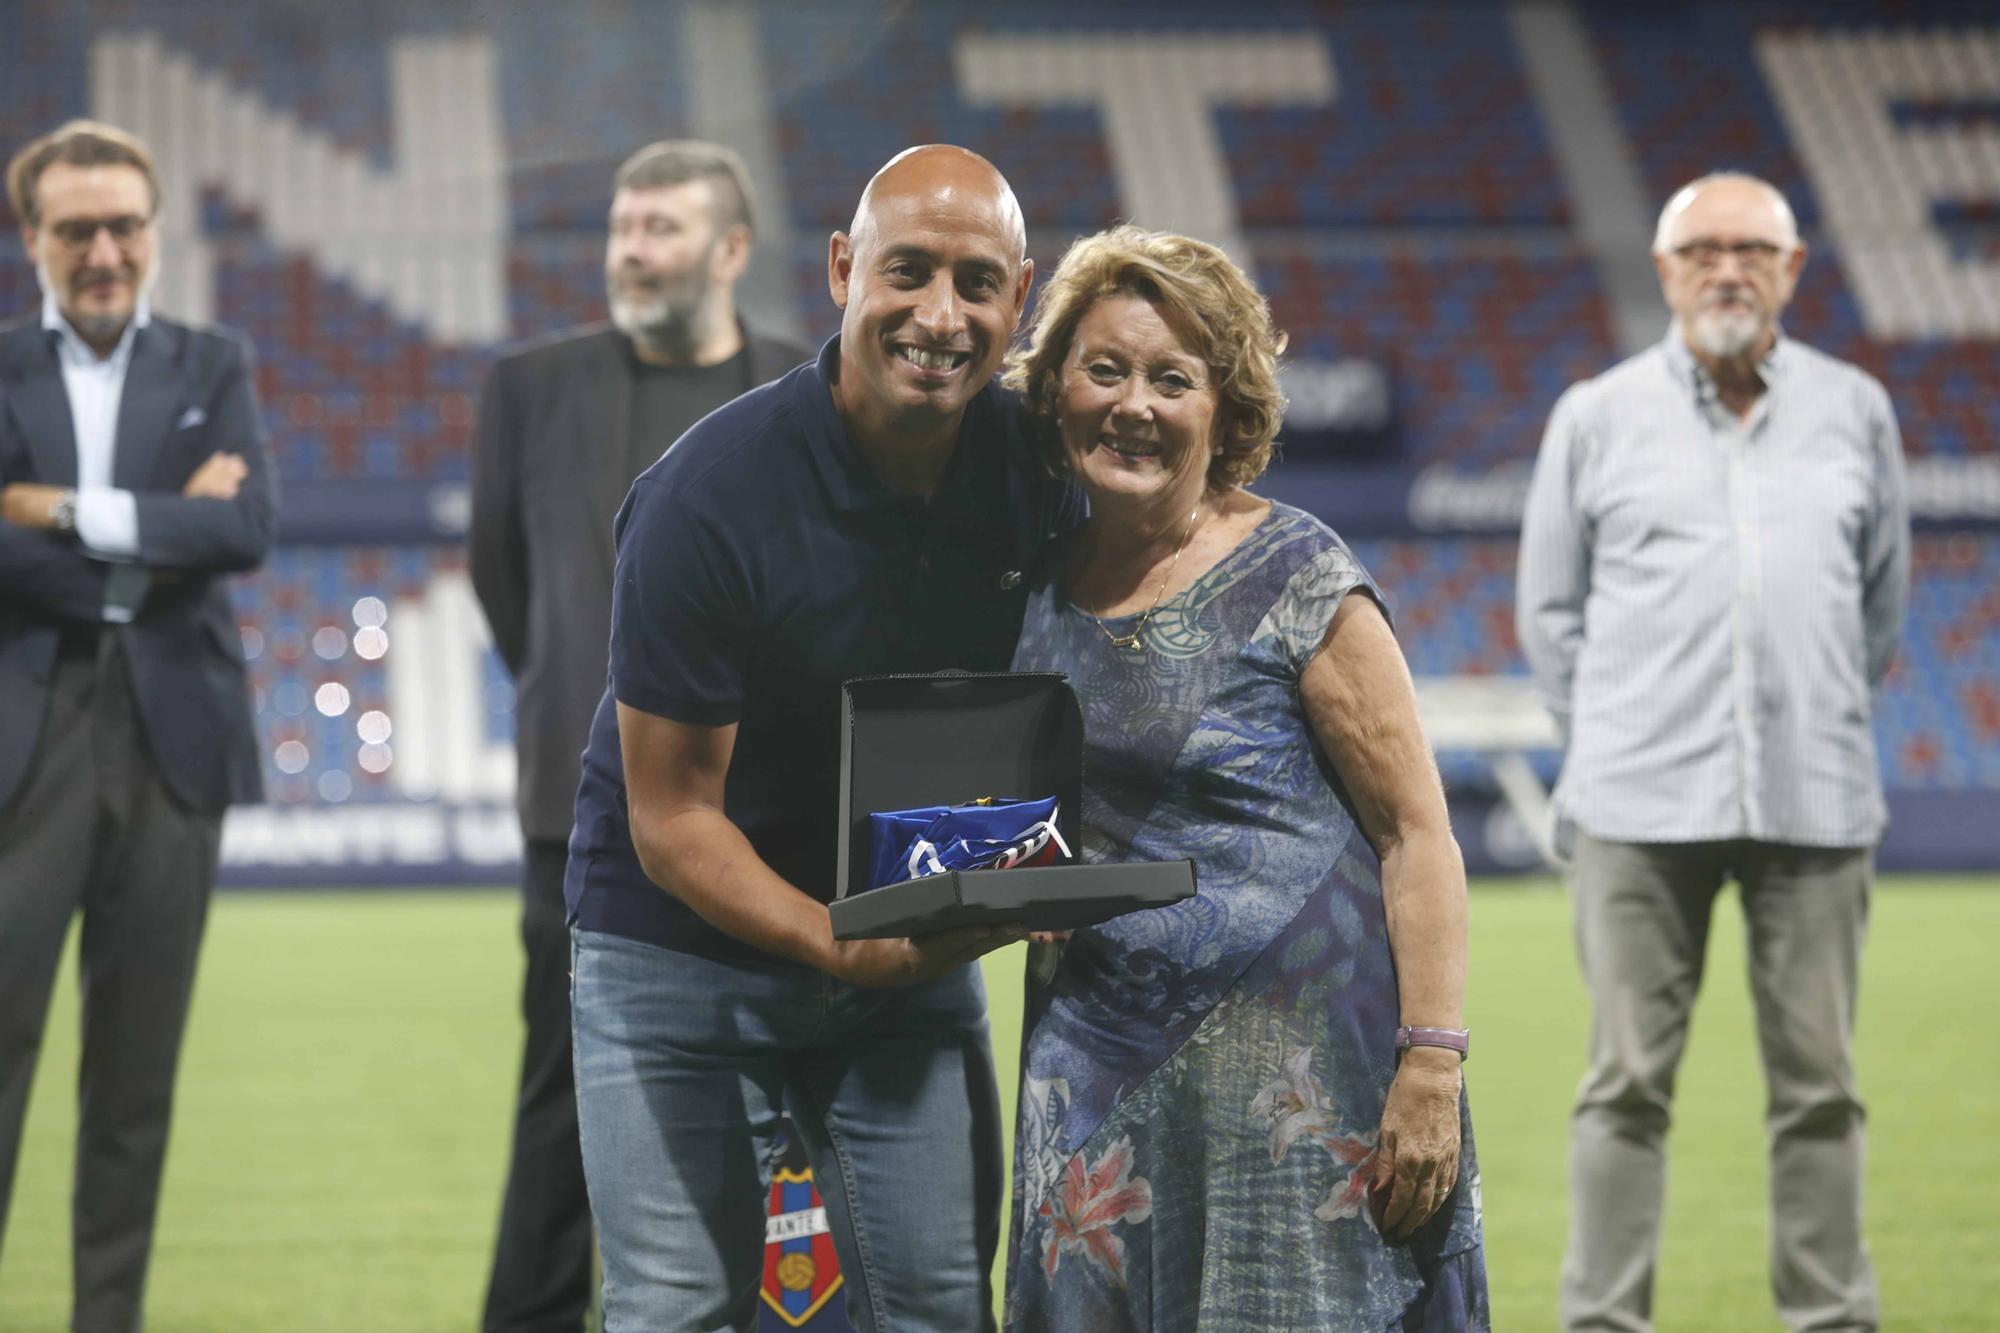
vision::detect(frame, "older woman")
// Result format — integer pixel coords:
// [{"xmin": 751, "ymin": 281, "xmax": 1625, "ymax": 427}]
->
[{"xmin": 1001, "ymin": 227, "xmax": 1487, "ymax": 1331}]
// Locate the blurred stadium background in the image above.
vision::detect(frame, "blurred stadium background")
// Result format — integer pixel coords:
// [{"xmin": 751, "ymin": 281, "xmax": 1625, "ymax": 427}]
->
[
  {"xmin": 2, "ymin": 0, "xmax": 1991, "ymax": 879},
  {"xmin": 2, "ymin": 0, "xmax": 1997, "ymax": 1328}
]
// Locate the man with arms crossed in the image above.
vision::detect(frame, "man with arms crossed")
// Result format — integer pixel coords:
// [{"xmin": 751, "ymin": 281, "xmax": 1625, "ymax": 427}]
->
[
  {"xmin": 469, "ymin": 139, "xmax": 807, "ymax": 1333},
  {"xmin": 0, "ymin": 120, "xmax": 274, "ymax": 1332},
  {"xmin": 1518, "ymin": 172, "xmax": 1908, "ymax": 1332},
  {"xmin": 566, "ymin": 145, "xmax": 1072, "ymax": 1331}
]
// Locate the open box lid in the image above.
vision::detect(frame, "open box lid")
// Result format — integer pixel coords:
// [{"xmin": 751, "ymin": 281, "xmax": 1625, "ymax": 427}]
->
[{"xmin": 836, "ymin": 672, "xmax": 1081, "ymax": 901}]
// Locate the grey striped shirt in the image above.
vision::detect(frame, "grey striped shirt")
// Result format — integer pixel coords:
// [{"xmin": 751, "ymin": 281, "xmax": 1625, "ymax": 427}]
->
[{"xmin": 1516, "ymin": 329, "xmax": 1910, "ymax": 848}]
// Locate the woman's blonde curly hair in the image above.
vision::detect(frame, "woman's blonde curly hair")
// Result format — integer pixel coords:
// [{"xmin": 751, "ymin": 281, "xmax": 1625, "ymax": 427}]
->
[{"xmin": 1004, "ymin": 224, "xmax": 1287, "ymax": 491}]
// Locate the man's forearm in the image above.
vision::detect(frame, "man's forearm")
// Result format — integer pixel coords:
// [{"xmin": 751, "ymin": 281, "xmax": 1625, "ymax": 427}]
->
[
  {"xmin": 127, "ymin": 490, "xmax": 275, "ymax": 572},
  {"xmin": 1540, "ymin": 683, "xmax": 1573, "ymax": 751},
  {"xmin": 635, "ymin": 805, "xmax": 837, "ymax": 971},
  {"xmin": 0, "ymin": 522, "xmax": 110, "ymax": 621},
  {"xmin": 1519, "ymin": 620, "xmax": 1578, "ymax": 748},
  {"xmin": 2, "ymin": 482, "xmax": 68, "ymax": 530},
  {"xmin": 467, "ymin": 530, "xmax": 528, "ymax": 677}
]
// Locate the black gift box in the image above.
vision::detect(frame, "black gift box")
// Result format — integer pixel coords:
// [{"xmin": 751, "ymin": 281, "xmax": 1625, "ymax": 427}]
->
[{"xmin": 827, "ymin": 671, "xmax": 1197, "ymax": 940}]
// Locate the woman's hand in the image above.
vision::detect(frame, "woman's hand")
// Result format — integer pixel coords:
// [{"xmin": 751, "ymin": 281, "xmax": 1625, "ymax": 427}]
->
[{"xmin": 1369, "ymin": 1045, "xmax": 1462, "ymax": 1239}]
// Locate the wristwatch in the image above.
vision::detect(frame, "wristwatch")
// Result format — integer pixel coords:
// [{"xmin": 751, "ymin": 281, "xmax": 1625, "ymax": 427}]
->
[
  {"xmin": 1395, "ymin": 1025, "xmax": 1470, "ymax": 1061},
  {"xmin": 48, "ymin": 489, "xmax": 78, "ymax": 535}
]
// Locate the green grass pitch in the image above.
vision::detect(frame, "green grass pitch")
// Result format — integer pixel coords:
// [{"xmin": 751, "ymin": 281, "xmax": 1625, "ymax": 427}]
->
[{"xmin": 2, "ymin": 878, "xmax": 1995, "ymax": 1330}]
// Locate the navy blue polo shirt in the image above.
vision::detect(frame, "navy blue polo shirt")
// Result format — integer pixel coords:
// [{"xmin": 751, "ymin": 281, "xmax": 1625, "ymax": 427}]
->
[{"xmin": 564, "ymin": 337, "xmax": 1080, "ymax": 965}]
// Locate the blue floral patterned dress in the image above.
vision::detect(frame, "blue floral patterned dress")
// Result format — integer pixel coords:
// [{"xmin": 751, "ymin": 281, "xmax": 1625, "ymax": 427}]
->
[{"xmin": 1005, "ymin": 502, "xmax": 1488, "ymax": 1332}]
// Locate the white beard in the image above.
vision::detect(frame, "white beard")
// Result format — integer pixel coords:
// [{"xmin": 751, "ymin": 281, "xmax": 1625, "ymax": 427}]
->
[
  {"xmin": 1689, "ymin": 305, "xmax": 1762, "ymax": 360},
  {"xmin": 608, "ymin": 290, "xmax": 681, "ymax": 343},
  {"xmin": 606, "ymin": 252, "xmax": 716, "ymax": 350}
]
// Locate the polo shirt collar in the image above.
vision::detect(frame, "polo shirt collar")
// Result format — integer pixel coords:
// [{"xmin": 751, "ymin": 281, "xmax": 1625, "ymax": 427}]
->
[{"xmin": 803, "ymin": 334, "xmax": 985, "ymax": 512}]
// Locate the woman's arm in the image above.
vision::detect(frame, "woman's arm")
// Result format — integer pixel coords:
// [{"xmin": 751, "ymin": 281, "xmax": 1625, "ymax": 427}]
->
[{"xmin": 1299, "ymin": 591, "xmax": 1467, "ymax": 1239}]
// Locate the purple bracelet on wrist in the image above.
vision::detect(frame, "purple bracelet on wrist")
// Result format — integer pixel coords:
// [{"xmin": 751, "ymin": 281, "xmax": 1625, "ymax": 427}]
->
[{"xmin": 1395, "ymin": 1025, "xmax": 1470, "ymax": 1061}]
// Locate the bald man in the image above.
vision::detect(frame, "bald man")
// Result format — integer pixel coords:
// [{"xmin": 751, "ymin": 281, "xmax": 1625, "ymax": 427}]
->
[
  {"xmin": 1518, "ymin": 173, "xmax": 1908, "ymax": 1332},
  {"xmin": 563, "ymin": 146, "xmax": 1077, "ymax": 1331}
]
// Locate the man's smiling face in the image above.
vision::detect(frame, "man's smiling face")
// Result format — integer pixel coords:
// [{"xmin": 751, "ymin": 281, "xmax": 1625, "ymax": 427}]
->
[{"xmin": 827, "ymin": 155, "xmax": 1031, "ymax": 436}]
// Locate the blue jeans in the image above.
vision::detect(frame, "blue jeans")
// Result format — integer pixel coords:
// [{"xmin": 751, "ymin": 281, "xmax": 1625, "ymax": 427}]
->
[{"xmin": 571, "ymin": 929, "xmax": 1003, "ymax": 1333}]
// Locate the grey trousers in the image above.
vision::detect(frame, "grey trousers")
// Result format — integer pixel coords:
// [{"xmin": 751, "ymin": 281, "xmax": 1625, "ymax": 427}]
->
[
  {"xmin": 1559, "ymin": 832, "xmax": 1877, "ymax": 1333},
  {"xmin": 0, "ymin": 631, "xmax": 220, "ymax": 1333}
]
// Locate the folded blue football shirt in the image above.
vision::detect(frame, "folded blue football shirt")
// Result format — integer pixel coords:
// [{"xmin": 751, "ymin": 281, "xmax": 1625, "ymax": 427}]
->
[{"xmin": 867, "ymin": 796, "xmax": 1069, "ymax": 889}]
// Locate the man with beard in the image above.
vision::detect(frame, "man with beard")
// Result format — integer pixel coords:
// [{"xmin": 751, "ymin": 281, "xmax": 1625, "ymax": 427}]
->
[
  {"xmin": 565, "ymin": 144, "xmax": 1073, "ymax": 1331},
  {"xmin": 468, "ymin": 139, "xmax": 807, "ymax": 1333},
  {"xmin": 1517, "ymin": 172, "xmax": 1908, "ymax": 1332},
  {"xmin": 0, "ymin": 120, "xmax": 275, "ymax": 1332}
]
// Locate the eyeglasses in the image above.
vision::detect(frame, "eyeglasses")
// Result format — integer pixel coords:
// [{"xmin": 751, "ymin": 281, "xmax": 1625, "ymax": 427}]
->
[
  {"xmin": 1670, "ymin": 239, "xmax": 1787, "ymax": 270},
  {"xmin": 45, "ymin": 214, "xmax": 153, "ymax": 249}
]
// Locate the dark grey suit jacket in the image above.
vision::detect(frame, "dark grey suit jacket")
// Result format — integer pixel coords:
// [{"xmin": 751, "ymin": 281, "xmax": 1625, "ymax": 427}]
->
[
  {"xmin": 468, "ymin": 322, "xmax": 811, "ymax": 842},
  {"xmin": 0, "ymin": 316, "xmax": 276, "ymax": 815}
]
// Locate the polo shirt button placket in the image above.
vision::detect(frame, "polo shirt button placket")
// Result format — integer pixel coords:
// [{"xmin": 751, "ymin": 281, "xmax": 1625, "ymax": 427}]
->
[{"xmin": 913, "ymin": 552, "xmax": 933, "ymax": 608}]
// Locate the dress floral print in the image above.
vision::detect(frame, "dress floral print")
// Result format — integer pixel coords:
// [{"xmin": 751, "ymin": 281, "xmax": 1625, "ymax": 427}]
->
[
  {"xmin": 1038, "ymin": 1136, "xmax": 1154, "ymax": 1286},
  {"xmin": 1251, "ymin": 1044, "xmax": 1383, "ymax": 1223},
  {"xmin": 1006, "ymin": 504, "xmax": 1488, "ymax": 1332}
]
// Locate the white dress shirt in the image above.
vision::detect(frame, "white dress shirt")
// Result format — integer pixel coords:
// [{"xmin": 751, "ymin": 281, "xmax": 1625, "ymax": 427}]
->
[{"xmin": 43, "ymin": 293, "xmax": 151, "ymax": 620}]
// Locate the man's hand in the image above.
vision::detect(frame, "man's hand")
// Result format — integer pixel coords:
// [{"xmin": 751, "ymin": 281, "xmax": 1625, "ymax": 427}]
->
[
  {"xmin": 1, "ymin": 483, "xmax": 69, "ymax": 529},
  {"xmin": 182, "ymin": 451, "xmax": 248, "ymax": 499},
  {"xmin": 1369, "ymin": 1045, "xmax": 1463, "ymax": 1239},
  {"xmin": 824, "ymin": 922, "xmax": 1027, "ymax": 988}
]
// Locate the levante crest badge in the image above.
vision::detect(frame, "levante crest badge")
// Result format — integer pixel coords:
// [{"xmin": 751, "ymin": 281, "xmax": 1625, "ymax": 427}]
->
[{"xmin": 758, "ymin": 1123, "xmax": 853, "ymax": 1331}]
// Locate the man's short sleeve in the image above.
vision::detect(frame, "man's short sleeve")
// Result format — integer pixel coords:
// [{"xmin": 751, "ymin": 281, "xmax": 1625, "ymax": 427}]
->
[{"xmin": 607, "ymin": 477, "xmax": 748, "ymax": 726}]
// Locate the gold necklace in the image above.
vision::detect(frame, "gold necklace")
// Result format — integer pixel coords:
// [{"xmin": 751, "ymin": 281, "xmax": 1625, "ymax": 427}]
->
[{"xmin": 1087, "ymin": 503, "xmax": 1203, "ymax": 653}]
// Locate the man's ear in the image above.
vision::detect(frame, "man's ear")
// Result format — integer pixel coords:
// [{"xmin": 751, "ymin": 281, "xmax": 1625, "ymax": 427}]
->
[
  {"xmin": 714, "ymin": 224, "xmax": 752, "ymax": 286},
  {"xmin": 828, "ymin": 232, "xmax": 853, "ymax": 309},
  {"xmin": 1781, "ymin": 240, "xmax": 1809, "ymax": 296},
  {"xmin": 1009, "ymin": 258, "xmax": 1035, "ymax": 330}
]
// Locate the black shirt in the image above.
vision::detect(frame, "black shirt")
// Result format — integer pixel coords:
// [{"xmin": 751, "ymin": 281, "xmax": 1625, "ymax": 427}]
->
[
  {"xmin": 565, "ymin": 337, "xmax": 1080, "ymax": 965},
  {"xmin": 625, "ymin": 344, "xmax": 751, "ymax": 479}
]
